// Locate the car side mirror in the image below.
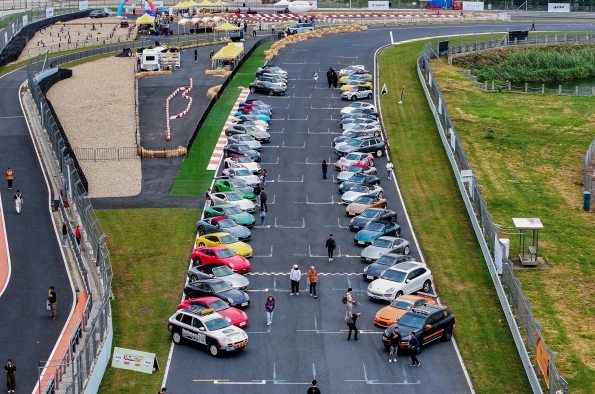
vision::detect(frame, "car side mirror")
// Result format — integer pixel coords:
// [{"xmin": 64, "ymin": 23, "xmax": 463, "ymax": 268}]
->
[
  {"xmin": 425, "ymin": 324, "xmax": 431, "ymax": 329},
  {"xmin": 405, "ymin": 279, "xmax": 410, "ymax": 284},
  {"xmin": 198, "ymin": 327, "xmax": 205, "ymax": 331}
]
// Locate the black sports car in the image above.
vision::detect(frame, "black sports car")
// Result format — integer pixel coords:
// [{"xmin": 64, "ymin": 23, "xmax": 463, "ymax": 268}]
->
[
  {"xmin": 339, "ymin": 174, "xmax": 381, "ymax": 193},
  {"xmin": 184, "ymin": 278, "xmax": 250, "ymax": 308},
  {"xmin": 349, "ymin": 208, "xmax": 397, "ymax": 231},
  {"xmin": 223, "ymin": 144, "xmax": 260, "ymax": 161},
  {"xmin": 362, "ymin": 254, "xmax": 417, "ymax": 280},
  {"xmin": 249, "ymin": 81, "xmax": 286, "ymax": 96}
]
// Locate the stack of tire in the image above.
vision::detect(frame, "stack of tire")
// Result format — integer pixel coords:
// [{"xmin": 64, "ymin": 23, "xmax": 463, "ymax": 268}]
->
[{"xmin": 38, "ymin": 69, "xmax": 89, "ymax": 193}]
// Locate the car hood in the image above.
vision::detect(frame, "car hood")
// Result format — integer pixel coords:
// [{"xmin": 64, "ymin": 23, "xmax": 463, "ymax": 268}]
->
[
  {"xmin": 229, "ymin": 212, "xmax": 256, "ymax": 225},
  {"xmin": 337, "ymin": 170, "xmax": 358, "ymax": 182},
  {"xmin": 249, "ymin": 130, "xmax": 271, "ymax": 138},
  {"xmin": 377, "ymin": 306, "xmax": 407, "ymax": 324},
  {"xmin": 346, "ymin": 203, "xmax": 370, "ymax": 215},
  {"xmin": 235, "ymin": 175, "xmax": 260, "ymax": 186},
  {"xmin": 350, "ymin": 216, "xmax": 374, "ymax": 228},
  {"xmin": 361, "ymin": 245, "xmax": 391, "ymax": 259},
  {"xmin": 224, "ymin": 226, "xmax": 251, "ymax": 240},
  {"xmin": 369, "ymin": 278, "xmax": 403, "ymax": 293},
  {"xmin": 219, "ymin": 289, "xmax": 249, "ymax": 303},
  {"xmin": 222, "ymin": 273, "xmax": 250, "ymax": 289},
  {"xmin": 342, "ymin": 191, "xmax": 365, "ymax": 202},
  {"xmin": 355, "ymin": 230, "xmax": 381, "ymax": 242}
]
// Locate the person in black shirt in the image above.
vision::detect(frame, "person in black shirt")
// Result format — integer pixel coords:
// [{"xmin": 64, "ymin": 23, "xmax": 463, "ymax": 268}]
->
[
  {"xmin": 321, "ymin": 160, "xmax": 328, "ymax": 179},
  {"xmin": 347, "ymin": 312, "xmax": 361, "ymax": 341},
  {"xmin": 4, "ymin": 359, "xmax": 16, "ymax": 392},
  {"xmin": 260, "ymin": 188, "xmax": 268, "ymax": 211},
  {"xmin": 325, "ymin": 234, "xmax": 336, "ymax": 261},
  {"xmin": 48, "ymin": 287, "xmax": 57, "ymax": 320},
  {"xmin": 253, "ymin": 184, "xmax": 261, "ymax": 207},
  {"xmin": 389, "ymin": 327, "xmax": 402, "ymax": 363},
  {"xmin": 307, "ymin": 379, "xmax": 321, "ymax": 394}
]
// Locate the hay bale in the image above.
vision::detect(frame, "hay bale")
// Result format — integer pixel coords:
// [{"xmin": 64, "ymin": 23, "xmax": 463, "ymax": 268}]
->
[
  {"xmin": 207, "ymin": 84, "xmax": 222, "ymax": 98},
  {"xmin": 135, "ymin": 70, "xmax": 172, "ymax": 79}
]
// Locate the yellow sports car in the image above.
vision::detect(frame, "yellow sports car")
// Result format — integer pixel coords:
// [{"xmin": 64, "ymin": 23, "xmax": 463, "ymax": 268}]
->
[
  {"xmin": 346, "ymin": 195, "xmax": 387, "ymax": 216},
  {"xmin": 340, "ymin": 81, "xmax": 374, "ymax": 92},
  {"xmin": 195, "ymin": 232, "xmax": 253, "ymax": 258},
  {"xmin": 339, "ymin": 74, "xmax": 373, "ymax": 84}
]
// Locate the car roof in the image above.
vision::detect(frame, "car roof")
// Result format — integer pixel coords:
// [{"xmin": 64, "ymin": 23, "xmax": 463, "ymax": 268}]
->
[
  {"xmin": 198, "ymin": 262, "xmax": 227, "ymax": 269},
  {"xmin": 387, "ymin": 261, "xmax": 425, "ymax": 272},
  {"xmin": 368, "ymin": 219, "xmax": 391, "ymax": 225}
]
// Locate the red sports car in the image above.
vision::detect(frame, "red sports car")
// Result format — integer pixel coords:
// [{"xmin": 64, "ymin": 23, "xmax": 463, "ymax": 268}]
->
[
  {"xmin": 191, "ymin": 246, "xmax": 251, "ymax": 274},
  {"xmin": 177, "ymin": 296, "xmax": 249, "ymax": 328}
]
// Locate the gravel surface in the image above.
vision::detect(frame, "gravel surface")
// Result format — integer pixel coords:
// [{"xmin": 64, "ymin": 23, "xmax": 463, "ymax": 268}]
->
[{"xmin": 46, "ymin": 57, "xmax": 141, "ymax": 198}]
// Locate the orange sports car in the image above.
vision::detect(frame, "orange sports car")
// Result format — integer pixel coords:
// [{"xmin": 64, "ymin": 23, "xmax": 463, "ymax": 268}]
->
[
  {"xmin": 374, "ymin": 293, "xmax": 438, "ymax": 328},
  {"xmin": 346, "ymin": 195, "xmax": 387, "ymax": 216}
]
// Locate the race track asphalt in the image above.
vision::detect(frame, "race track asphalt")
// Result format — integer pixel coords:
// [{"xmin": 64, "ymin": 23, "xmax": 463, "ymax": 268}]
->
[{"xmin": 0, "ymin": 69, "xmax": 74, "ymax": 393}]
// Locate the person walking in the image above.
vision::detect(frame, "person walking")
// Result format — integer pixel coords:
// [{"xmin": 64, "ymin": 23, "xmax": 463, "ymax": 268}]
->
[
  {"xmin": 307, "ymin": 379, "xmax": 321, "ymax": 394},
  {"xmin": 531, "ymin": 21, "xmax": 535, "ymax": 31},
  {"xmin": 4, "ymin": 359, "xmax": 16, "ymax": 393},
  {"xmin": 157, "ymin": 388, "xmax": 167, "ymax": 394},
  {"xmin": 347, "ymin": 312, "xmax": 361, "ymax": 341},
  {"xmin": 48, "ymin": 286, "xmax": 57, "ymax": 320},
  {"xmin": 75, "ymin": 225, "xmax": 81, "ymax": 246},
  {"xmin": 260, "ymin": 188, "xmax": 268, "ymax": 211},
  {"xmin": 6, "ymin": 168, "xmax": 13, "ymax": 190},
  {"xmin": 307, "ymin": 266, "xmax": 318, "ymax": 298},
  {"xmin": 344, "ymin": 287, "xmax": 356, "ymax": 320},
  {"xmin": 261, "ymin": 169, "xmax": 267, "ymax": 185},
  {"xmin": 312, "ymin": 71, "xmax": 318, "ymax": 84},
  {"xmin": 325, "ymin": 234, "xmax": 336, "ymax": 261},
  {"xmin": 271, "ymin": 24, "xmax": 275, "ymax": 35},
  {"xmin": 289, "ymin": 264, "xmax": 301, "ymax": 295},
  {"xmin": 332, "ymin": 72, "xmax": 338, "ymax": 89},
  {"xmin": 386, "ymin": 160, "xmax": 394, "ymax": 180},
  {"xmin": 194, "ymin": 49, "xmax": 197, "ymax": 62},
  {"xmin": 243, "ymin": 21, "xmax": 248, "ymax": 33},
  {"xmin": 389, "ymin": 327, "xmax": 402, "ymax": 362},
  {"xmin": 253, "ymin": 184, "xmax": 261, "ymax": 207},
  {"xmin": 409, "ymin": 332, "xmax": 421, "ymax": 367},
  {"xmin": 61, "ymin": 221, "xmax": 68, "ymax": 247},
  {"xmin": 321, "ymin": 160, "xmax": 328, "ymax": 179},
  {"xmin": 204, "ymin": 188, "xmax": 212, "ymax": 206},
  {"xmin": 326, "ymin": 67, "xmax": 334, "ymax": 88},
  {"xmin": 12, "ymin": 190, "xmax": 23, "ymax": 214},
  {"xmin": 264, "ymin": 295, "xmax": 275, "ymax": 325},
  {"xmin": 260, "ymin": 210, "xmax": 266, "ymax": 225}
]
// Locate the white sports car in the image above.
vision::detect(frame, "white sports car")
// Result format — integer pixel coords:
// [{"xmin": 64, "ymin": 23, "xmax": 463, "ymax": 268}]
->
[
  {"xmin": 223, "ymin": 167, "xmax": 261, "ymax": 187},
  {"xmin": 224, "ymin": 155, "xmax": 262, "ymax": 174},
  {"xmin": 339, "ymin": 65, "xmax": 366, "ymax": 77},
  {"xmin": 341, "ymin": 102, "xmax": 377, "ymax": 115},
  {"xmin": 341, "ymin": 185, "xmax": 383, "ymax": 205},
  {"xmin": 211, "ymin": 191, "xmax": 256, "ymax": 213}
]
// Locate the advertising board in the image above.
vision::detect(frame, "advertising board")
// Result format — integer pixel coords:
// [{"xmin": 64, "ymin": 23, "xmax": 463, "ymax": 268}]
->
[
  {"xmin": 79, "ymin": 1, "xmax": 89, "ymax": 10},
  {"xmin": 111, "ymin": 347, "xmax": 158, "ymax": 374},
  {"xmin": 46, "ymin": 7, "xmax": 54, "ymax": 18},
  {"xmin": 368, "ymin": 1, "xmax": 389, "ymax": 10},
  {"xmin": 462, "ymin": 1, "xmax": 484, "ymax": 10},
  {"xmin": 547, "ymin": 3, "xmax": 570, "ymax": 12}
]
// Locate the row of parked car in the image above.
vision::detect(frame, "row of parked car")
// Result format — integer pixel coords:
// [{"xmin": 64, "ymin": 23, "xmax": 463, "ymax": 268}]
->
[{"xmin": 249, "ymin": 65, "xmax": 289, "ymax": 96}]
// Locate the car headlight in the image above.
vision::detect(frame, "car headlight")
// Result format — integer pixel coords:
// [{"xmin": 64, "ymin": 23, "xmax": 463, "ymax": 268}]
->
[
  {"xmin": 368, "ymin": 283, "xmax": 372, "ymax": 289},
  {"xmin": 363, "ymin": 266, "xmax": 368, "ymax": 272},
  {"xmin": 386, "ymin": 288, "xmax": 395, "ymax": 293},
  {"xmin": 376, "ymin": 311, "xmax": 381, "ymax": 317},
  {"xmin": 339, "ymin": 183, "xmax": 344, "ymax": 188},
  {"xmin": 225, "ymin": 316, "xmax": 232, "ymax": 323},
  {"xmin": 227, "ymin": 297, "xmax": 234, "ymax": 304},
  {"xmin": 350, "ymin": 217, "xmax": 355, "ymax": 224},
  {"xmin": 229, "ymin": 262, "xmax": 235, "ymax": 268}
]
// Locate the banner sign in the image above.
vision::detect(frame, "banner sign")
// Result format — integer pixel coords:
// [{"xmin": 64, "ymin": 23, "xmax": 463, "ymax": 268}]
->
[
  {"xmin": 46, "ymin": 7, "xmax": 54, "ymax": 18},
  {"xmin": 79, "ymin": 1, "xmax": 89, "ymax": 10},
  {"xmin": 111, "ymin": 347, "xmax": 159, "ymax": 374},
  {"xmin": 368, "ymin": 1, "xmax": 389, "ymax": 9},
  {"xmin": 462, "ymin": 1, "xmax": 484, "ymax": 10},
  {"xmin": 536, "ymin": 335, "xmax": 551, "ymax": 387},
  {"xmin": 547, "ymin": 3, "xmax": 569, "ymax": 12},
  {"xmin": 22, "ymin": 15, "xmax": 28, "ymax": 26}
]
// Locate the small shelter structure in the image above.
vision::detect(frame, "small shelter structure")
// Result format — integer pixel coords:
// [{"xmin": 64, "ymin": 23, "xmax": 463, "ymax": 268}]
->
[
  {"xmin": 512, "ymin": 218, "xmax": 543, "ymax": 267},
  {"xmin": 211, "ymin": 42, "xmax": 244, "ymax": 70},
  {"xmin": 215, "ymin": 21, "xmax": 241, "ymax": 39}
]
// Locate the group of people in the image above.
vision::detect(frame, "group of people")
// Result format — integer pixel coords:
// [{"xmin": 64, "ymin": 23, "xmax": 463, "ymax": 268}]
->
[
  {"xmin": 6, "ymin": 168, "xmax": 23, "ymax": 214},
  {"xmin": 326, "ymin": 67, "xmax": 339, "ymax": 89},
  {"xmin": 288, "ymin": 264, "xmax": 319, "ymax": 297}
]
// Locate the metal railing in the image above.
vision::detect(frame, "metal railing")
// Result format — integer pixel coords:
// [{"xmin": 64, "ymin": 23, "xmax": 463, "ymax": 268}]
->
[
  {"xmin": 419, "ymin": 44, "xmax": 568, "ymax": 394},
  {"xmin": 28, "ymin": 56, "xmax": 113, "ymax": 394},
  {"xmin": 584, "ymin": 139, "xmax": 595, "ymax": 197}
]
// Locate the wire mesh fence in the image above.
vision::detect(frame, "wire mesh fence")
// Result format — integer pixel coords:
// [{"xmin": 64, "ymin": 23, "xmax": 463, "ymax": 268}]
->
[{"xmin": 419, "ymin": 43, "xmax": 568, "ymax": 394}]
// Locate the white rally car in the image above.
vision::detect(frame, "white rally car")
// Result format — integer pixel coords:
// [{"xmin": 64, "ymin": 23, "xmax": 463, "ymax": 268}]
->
[
  {"xmin": 342, "ymin": 86, "xmax": 374, "ymax": 101},
  {"xmin": 168, "ymin": 307, "xmax": 248, "ymax": 357}
]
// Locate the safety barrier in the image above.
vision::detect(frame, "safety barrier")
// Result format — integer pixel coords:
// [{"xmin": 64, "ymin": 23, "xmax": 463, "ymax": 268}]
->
[
  {"xmin": 584, "ymin": 139, "xmax": 595, "ymax": 198},
  {"xmin": 417, "ymin": 42, "xmax": 568, "ymax": 394}
]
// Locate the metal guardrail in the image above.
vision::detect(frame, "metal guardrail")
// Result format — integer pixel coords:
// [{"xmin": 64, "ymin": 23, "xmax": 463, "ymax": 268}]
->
[{"xmin": 418, "ymin": 44, "xmax": 568, "ymax": 393}]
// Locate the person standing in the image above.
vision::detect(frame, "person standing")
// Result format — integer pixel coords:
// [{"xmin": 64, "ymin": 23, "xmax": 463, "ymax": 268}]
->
[
  {"xmin": 271, "ymin": 24, "xmax": 275, "ymax": 35},
  {"xmin": 12, "ymin": 190, "xmax": 23, "ymax": 214},
  {"xmin": 252, "ymin": 27, "xmax": 256, "ymax": 37},
  {"xmin": 260, "ymin": 188, "xmax": 268, "ymax": 211},
  {"xmin": 389, "ymin": 327, "xmax": 402, "ymax": 362},
  {"xmin": 48, "ymin": 286, "xmax": 57, "ymax": 320},
  {"xmin": 243, "ymin": 21, "xmax": 248, "ymax": 33},
  {"xmin": 75, "ymin": 225, "xmax": 81, "ymax": 246},
  {"xmin": 253, "ymin": 184, "xmax": 261, "ymax": 207},
  {"xmin": 386, "ymin": 160, "xmax": 394, "ymax": 180},
  {"xmin": 307, "ymin": 379, "xmax": 321, "ymax": 394},
  {"xmin": 4, "ymin": 359, "xmax": 16, "ymax": 393},
  {"xmin": 261, "ymin": 169, "xmax": 267, "ymax": 185},
  {"xmin": 531, "ymin": 21, "xmax": 535, "ymax": 31},
  {"xmin": 61, "ymin": 221, "xmax": 68, "ymax": 247},
  {"xmin": 194, "ymin": 48, "xmax": 197, "ymax": 62},
  {"xmin": 6, "ymin": 168, "xmax": 13, "ymax": 190},
  {"xmin": 289, "ymin": 264, "xmax": 301, "ymax": 295},
  {"xmin": 204, "ymin": 188, "xmax": 212, "ymax": 206},
  {"xmin": 307, "ymin": 266, "xmax": 318, "ymax": 298},
  {"xmin": 347, "ymin": 312, "xmax": 361, "ymax": 341},
  {"xmin": 260, "ymin": 210, "xmax": 266, "ymax": 225},
  {"xmin": 332, "ymin": 72, "xmax": 338, "ymax": 89},
  {"xmin": 264, "ymin": 295, "xmax": 275, "ymax": 325},
  {"xmin": 325, "ymin": 234, "xmax": 336, "ymax": 261},
  {"xmin": 344, "ymin": 288, "xmax": 356, "ymax": 320},
  {"xmin": 312, "ymin": 71, "xmax": 318, "ymax": 84},
  {"xmin": 326, "ymin": 67, "xmax": 334, "ymax": 89},
  {"xmin": 321, "ymin": 160, "xmax": 328, "ymax": 179},
  {"xmin": 409, "ymin": 332, "xmax": 421, "ymax": 367}
]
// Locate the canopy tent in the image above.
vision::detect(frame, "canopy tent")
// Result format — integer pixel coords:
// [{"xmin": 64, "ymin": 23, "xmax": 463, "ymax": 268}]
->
[
  {"xmin": 211, "ymin": 0, "xmax": 230, "ymax": 5},
  {"xmin": 177, "ymin": 18, "xmax": 194, "ymax": 25},
  {"xmin": 186, "ymin": 0, "xmax": 201, "ymax": 6},
  {"xmin": 136, "ymin": 13, "xmax": 156, "ymax": 24},
  {"xmin": 215, "ymin": 21, "xmax": 241, "ymax": 31},
  {"xmin": 211, "ymin": 42, "xmax": 244, "ymax": 71},
  {"xmin": 196, "ymin": 0, "xmax": 214, "ymax": 5},
  {"xmin": 172, "ymin": 1, "xmax": 191, "ymax": 8}
]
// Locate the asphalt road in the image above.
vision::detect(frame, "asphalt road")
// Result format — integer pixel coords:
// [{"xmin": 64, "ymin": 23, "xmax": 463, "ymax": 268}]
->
[
  {"xmin": 166, "ymin": 21, "xmax": 586, "ymax": 394},
  {"xmin": 0, "ymin": 69, "xmax": 74, "ymax": 393}
]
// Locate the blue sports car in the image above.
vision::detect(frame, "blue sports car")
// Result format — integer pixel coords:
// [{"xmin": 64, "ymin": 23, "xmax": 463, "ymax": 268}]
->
[
  {"xmin": 196, "ymin": 216, "xmax": 251, "ymax": 241},
  {"xmin": 354, "ymin": 219, "xmax": 401, "ymax": 246}
]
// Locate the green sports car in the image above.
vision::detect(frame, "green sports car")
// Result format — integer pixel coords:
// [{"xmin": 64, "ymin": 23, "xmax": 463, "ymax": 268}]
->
[
  {"xmin": 204, "ymin": 204, "xmax": 256, "ymax": 227},
  {"xmin": 213, "ymin": 179, "xmax": 257, "ymax": 201}
]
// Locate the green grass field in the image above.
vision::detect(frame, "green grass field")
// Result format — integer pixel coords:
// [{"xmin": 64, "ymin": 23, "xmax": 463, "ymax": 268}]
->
[{"xmin": 170, "ymin": 43, "xmax": 272, "ymax": 196}]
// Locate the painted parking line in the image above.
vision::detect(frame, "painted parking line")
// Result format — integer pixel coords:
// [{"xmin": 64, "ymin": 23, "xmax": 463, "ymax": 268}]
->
[{"xmin": 206, "ymin": 88, "xmax": 250, "ymax": 171}]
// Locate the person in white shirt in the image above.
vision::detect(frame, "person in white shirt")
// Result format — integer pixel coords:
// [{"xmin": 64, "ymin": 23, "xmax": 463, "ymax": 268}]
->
[
  {"xmin": 289, "ymin": 264, "xmax": 301, "ymax": 295},
  {"xmin": 386, "ymin": 161, "xmax": 394, "ymax": 180}
]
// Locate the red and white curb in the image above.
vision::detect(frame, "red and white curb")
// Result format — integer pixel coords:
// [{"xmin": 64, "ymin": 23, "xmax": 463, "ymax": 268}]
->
[
  {"xmin": 165, "ymin": 78, "xmax": 193, "ymax": 142},
  {"xmin": 206, "ymin": 88, "xmax": 250, "ymax": 171},
  {"xmin": 234, "ymin": 12, "xmax": 461, "ymax": 19}
]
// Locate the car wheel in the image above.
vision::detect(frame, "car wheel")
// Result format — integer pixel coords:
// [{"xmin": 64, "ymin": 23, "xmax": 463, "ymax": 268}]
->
[
  {"xmin": 172, "ymin": 330, "xmax": 183, "ymax": 344},
  {"xmin": 395, "ymin": 291, "xmax": 404, "ymax": 299},
  {"xmin": 204, "ymin": 212, "xmax": 211, "ymax": 218},
  {"xmin": 187, "ymin": 291, "xmax": 196, "ymax": 299},
  {"xmin": 369, "ymin": 159, "xmax": 374, "ymax": 166},
  {"xmin": 227, "ymin": 131, "xmax": 233, "ymax": 136},
  {"xmin": 367, "ymin": 93, "xmax": 373, "ymax": 99},
  {"xmin": 268, "ymin": 90, "xmax": 275, "ymax": 96},
  {"xmin": 198, "ymin": 242, "xmax": 206, "ymax": 247},
  {"xmin": 250, "ymin": 87, "xmax": 256, "ymax": 93},
  {"xmin": 422, "ymin": 280, "xmax": 432, "ymax": 293},
  {"xmin": 351, "ymin": 95, "xmax": 356, "ymax": 101},
  {"xmin": 190, "ymin": 274, "xmax": 199, "ymax": 282},
  {"xmin": 376, "ymin": 149, "xmax": 383, "ymax": 157},
  {"xmin": 403, "ymin": 246, "xmax": 410, "ymax": 255},
  {"xmin": 198, "ymin": 226, "xmax": 206, "ymax": 236},
  {"xmin": 192, "ymin": 256, "xmax": 201, "ymax": 266},
  {"xmin": 417, "ymin": 339, "xmax": 424, "ymax": 354},
  {"xmin": 208, "ymin": 341, "xmax": 220, "ymax": 357},
  {"xmin": 395, "ymin": 229, "xmax": 401, "ymax": 237}
]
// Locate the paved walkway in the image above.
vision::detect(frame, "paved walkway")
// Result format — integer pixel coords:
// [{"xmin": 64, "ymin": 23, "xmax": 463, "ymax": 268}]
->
[{"xmin": 0, "ymin": 69, "xmax": 74, "ymax": 394}]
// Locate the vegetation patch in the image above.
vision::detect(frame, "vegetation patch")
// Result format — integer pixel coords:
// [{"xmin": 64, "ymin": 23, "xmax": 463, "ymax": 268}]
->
[{"xmin": 454, "ymin": 44, "xmax": 595, "ymax": 83}]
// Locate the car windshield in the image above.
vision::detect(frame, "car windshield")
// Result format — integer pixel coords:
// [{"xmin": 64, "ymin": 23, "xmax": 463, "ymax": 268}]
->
[
  {"xmin": 235, "ymin": 169, "xmax": 252, "ymax": 176},
  {"xmin": 219, "ymin": 235, "xmax": 238, "ymax": 245},
  {"xmin": 361, "ymin": 209, "xmax": 380, "ymax": 218},
  {"xmin": 355, "ymin": 196, "xmax": 373, "ymax": 205},
  {"xmin": 347, "ymin": 165, "xmax": 364, "ymax": 173},
  {"xmin": 344, "ymin": 131, "xmax": 357, "ymax": 138},
  {"xmin": 231, "ymin": 180, "xmax": 248, "ymax": 188},
  {"xmin": 376, "ymin": 256, "xmax": 398, "ymax": 266},
  {"xmin": 398, "ymin": 314, "xmax": 426, "ymax": 329},
  {"xmin": 236, "ymin": 156, "xmax": 252, "ymax": 162},
  {"xmin": 350, "ymin": 174, "xmax": 365, "ymax": 182},
  {"xmin": 217, "ymin": 219, "xmax": 236, "ymax": 228},
  {"xmin": 207, "ymin": 298, "xmax": 230, "ymax": 311},
  {"xmin": 226, "ymin": 193, "xmax": 243, "ymax": 201},
  {"xmin": 351, "ymin": 185, "xmax": 369, "ymax": 193},
  {"xmin": 212, "ymin": 281, "xmax": 233, "ymax": 292},
  {"xmin": 365, "ymin": 223, "xmax": 384, "ymax": 232},
  {"xmin": 212, "ymin": 266, "xmax": 234, "ymax": 277},
  {"xmin": 380, "ymin": 269, "xmax": 406, "ymax": 282},
  {"xmin": 205, "ymin": 317, "xmax": 231, "ymax": 331},
  {"xmin": 390, "ymin": 299, "xmax": 414, "ymax": 310},
  {"xmin": 346, "ymin": 139, "xmax": 363, "ymax": 147},
  {"xmin": 237, "ymin": 145, "xmax": 251, "ymax": 152},
  {"xmin": 246, "ymin": 127, "xmax": 260, "ymax": 133},
  {"xmin": 215, "ymin": 248, "xmax": 236, "ymax": 258},
  {"xmin": 223, "ymin": 206, "xmax": 243, "ymax": 215},
  {"xmin": 373, "ymin": 238, "xmax": 392, "ymax": 248}
]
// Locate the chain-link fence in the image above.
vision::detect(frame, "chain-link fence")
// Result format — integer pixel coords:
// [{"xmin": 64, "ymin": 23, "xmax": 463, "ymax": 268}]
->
[
  {"xmin": 418, "ymin": 44, "xmax": 568, "ymax": 394},
  {"xmin": 27, "ymin": 55, "xmax": 114, "ymax": 394}
]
